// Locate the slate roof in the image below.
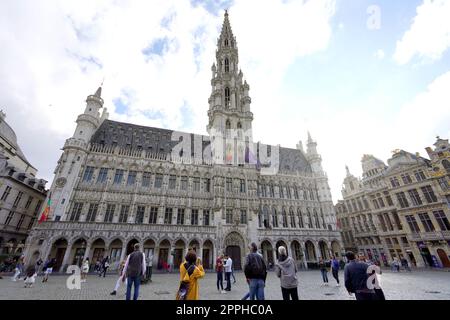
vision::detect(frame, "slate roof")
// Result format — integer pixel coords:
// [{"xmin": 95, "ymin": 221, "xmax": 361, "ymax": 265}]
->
[{"xmin": 90, "ymin": 120, "xmax": 312, "ymax": 173}]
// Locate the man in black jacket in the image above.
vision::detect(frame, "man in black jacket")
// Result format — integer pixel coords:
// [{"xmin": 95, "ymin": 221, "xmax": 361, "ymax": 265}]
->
[
  {"xmin": 344, "ymin": 251, "xmax": 377, "ymax": 300},
  {"xmin": 244, "ymin": 243, "xmax": 267, "ymax": 300}
]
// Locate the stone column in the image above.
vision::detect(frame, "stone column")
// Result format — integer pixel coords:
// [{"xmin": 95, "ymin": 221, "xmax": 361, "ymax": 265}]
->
[
  {"xmin": 119, "ymin": 242, "xmax": 127, "ymax": 263},
  {"xmin": 315, "ymin": 242, "xmax": 321, "ymax": 261},
  {"xmin": 301, "ymin": 243, "xmax": 308, "ymax": 269},
  {"xmin": 59, "ymin": 243, "xmax": 73, "ymax": 273},
  {"xmin": 83, "ymin": 243, "xmax": 92, "ymax": 261},
  {"xmin": 168, "ymin": 245, "xmax": 175, "ymax": 272},
  {"xmin": 154, "ymin": 245, "xmax": 160, "ymax": 270}
]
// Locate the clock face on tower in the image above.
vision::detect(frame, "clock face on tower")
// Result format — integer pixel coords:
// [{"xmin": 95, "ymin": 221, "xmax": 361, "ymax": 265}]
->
[{"xmin": 55, "ymin": 177, "xmax": 67, "ymax": 188}]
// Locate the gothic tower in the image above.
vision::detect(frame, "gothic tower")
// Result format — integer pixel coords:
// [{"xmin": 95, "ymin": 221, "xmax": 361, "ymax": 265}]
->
[
  {"xmin": 47, "ymin": 87, "xmax": 108, "ymax": 221},
  {"xmin": 207, "ymin": 10, "xmax": 253, "ymax": 165}
]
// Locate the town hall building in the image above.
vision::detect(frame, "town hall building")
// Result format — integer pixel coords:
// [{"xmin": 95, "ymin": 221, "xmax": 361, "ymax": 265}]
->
[{"xmin": 23, "ymin": 11, "xmax": 342, "ymax": 272}]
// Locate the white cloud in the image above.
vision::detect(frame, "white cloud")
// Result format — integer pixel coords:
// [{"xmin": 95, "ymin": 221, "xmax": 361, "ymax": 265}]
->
[
  {"xmin": 394, "ymin": 0, "xmax": 450, "ymax": 65},
  {"xmin": 374, "ymin": 49, "xmax": 385, "ymax": 60},
  {"xmin": 319, "ymin": 70, "xmax": 450, "ymax": 201}
]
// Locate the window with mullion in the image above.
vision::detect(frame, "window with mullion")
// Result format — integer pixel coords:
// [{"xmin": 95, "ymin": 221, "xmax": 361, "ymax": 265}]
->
[
  {"xmin": 191, "ymin": 209, "xmax": 199, "ymax": 225},
  {"xmin": 418, "ymin": 212, "xmax": 435, "ymax": 232},
  {"xmin": 433, "ymin": 210, "xmax": 450, "ymax": 231},
  {"xmin": 135, "ymin": 206, "xmax": 145, "ymax": 223},
  {"xmin": 177, "ymin": 208, "xmax": 185, "ymax": 225},
  {"xmin": 86, "ymin": 203, "xmax": 99, "ymax": 222}
]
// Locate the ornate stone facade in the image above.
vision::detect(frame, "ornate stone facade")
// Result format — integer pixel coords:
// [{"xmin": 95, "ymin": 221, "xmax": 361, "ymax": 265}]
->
[
  {"xmin": 336, "ymin": 139, "xmax": 450, "ymax": 268},
  {"xmin": 23, "ymin": 11, "xmax": 342, "ymax": 272}
]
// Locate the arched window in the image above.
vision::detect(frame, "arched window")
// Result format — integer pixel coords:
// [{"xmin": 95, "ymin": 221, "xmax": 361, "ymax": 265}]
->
[
  {"xmin": 272, "ymin": 208, "xmax": 278, "ymax": 228},
  {"xmin": 297, "ymin": 208, "xmax": 304, "ymax": 228},
  {"xmin": 443, "ymin": 159, "xmax": 450, "ymax": 173},
  {"xmin": 225, "ymin": 119, "xmax": 231, "ymax": 139},
  {"xmin": 263, "ymin": 206, "xmax": 270, "ymax": 228},
  {"xmin": 289, "ymin": 208, "xmax": 296, "ymax": 228},
  {"xmin": 282, "ymin": 209, "xmax": 288, "ymax": 228},
  {"xmin": 224, "ymin": 39, "xmax": 229, "ymax": 47},
  {"xmin": 307, "ymin": 208, "xmax": 312, "ymax": 228},
  {"xmin": 224, "ymin": 87, "xmax": 230, "ymax": 108},
  {"xmin": 314, "ymin": 209, "xmax": 320, "ymax": 229},
  {"xmin": 224, "ymin": 58, "xmax": 229, "ymax": 72}
]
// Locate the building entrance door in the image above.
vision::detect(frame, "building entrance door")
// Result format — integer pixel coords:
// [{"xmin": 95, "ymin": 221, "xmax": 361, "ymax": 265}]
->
[
  {"xmin": 225, "ymin": 246, "xmax": 241, "ymax": 270},
  {"xmin": 158, "ymin": 248, "xmax": 169, "ymax": 269},
  {"xmin": 55, "ymin": 248, "xmax": 66, "ymax": 270},
  {"xmin": 202, "ymin": 249, "xmax": 211, "ymax": 269},
  {"xmin": 173, "ymin": 248, "xmax": 183, "ymax": 269},
  {"xmin": 437, "ymin": 249, "xmax": 450, "ymax": 268}
]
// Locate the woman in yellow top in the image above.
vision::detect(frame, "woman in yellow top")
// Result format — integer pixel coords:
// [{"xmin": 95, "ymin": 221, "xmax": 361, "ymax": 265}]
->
[{"xmin": 178, "ymin": 251, "xmax": 205, "ymax": 300}]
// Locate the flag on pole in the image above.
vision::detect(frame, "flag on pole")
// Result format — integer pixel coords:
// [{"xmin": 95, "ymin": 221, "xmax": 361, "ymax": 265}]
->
[{"xmin": 38, "ymin": 193, "xmax": 52, "ymax": 224}]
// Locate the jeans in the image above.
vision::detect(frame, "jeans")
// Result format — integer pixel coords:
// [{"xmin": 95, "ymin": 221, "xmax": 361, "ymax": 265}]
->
[
  {"xmin": 146, "ymin": 266, "xmax": 152, "ymax": 280},
  {"xmin": 281, "ymin": 287, "xmax": 299, "ymax": 300},
  {"xmin": 249, "ymin": 279, "xmax": 265, "ymax": 300},
  {"xmin": 100, "ymin": 267, "xmax": 108, "ymax": 277},
  {"xmin": 231, "ymin": 270, "xmax": 236, "ymax": 283},
  {"xmin": 225, "ymin": 272, "xmax": 231, "ymax": 290},
  {"xmin": 126, "ymin": 276, "xmax": 141, "ymax": 300},
  {"xmin": 241, "ymin": 292, "xmax": 250, "ymax": 300},
  {"xmin": 320, "ymin": 269, "xmax": 328, "ymax": 283},
  {"xmin": 332, "ymin": 269, "xmax": 339, "ymax": 284},
  {"xmin": 216, "ymin": 271, "xmax": 223, "ymax": 291}
]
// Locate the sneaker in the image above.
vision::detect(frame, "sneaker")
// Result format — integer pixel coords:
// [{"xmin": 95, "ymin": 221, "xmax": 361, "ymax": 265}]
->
[
  {"xmin": 110, "ymin": 291, "xmax": 117, "ymax": 296},
  {"xmin": 336, "ymin": 284, "xmax": 340, "ymax": 287},
  {"xmin": 221, "ymin": 290, "xmax": 227, "ymax": 294}
]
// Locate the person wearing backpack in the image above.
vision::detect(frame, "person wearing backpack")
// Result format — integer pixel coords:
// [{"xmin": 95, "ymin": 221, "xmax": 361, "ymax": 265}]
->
[
  {"xmin": 244, "ymin": 242, "xmax": 267, "ymax": 300},
  {"xmin": 122, "ymin": 244, "xmax": 146, "ymax": 300},
  {"xmin": 176, "ymin": 251, "xmax": 205, "ymax": 300},
  {"xmin": 275, "ymin": 246, "xmax": 298, "ymax": 300},
  {"xmin": 330, "ymin": 256, "xmax": 340, "ymax": 286}
]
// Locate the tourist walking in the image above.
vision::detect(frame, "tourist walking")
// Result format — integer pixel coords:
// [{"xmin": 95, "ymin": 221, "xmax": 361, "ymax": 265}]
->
[
  {"xmin": 330, "ymin": 256, "xmax": 340, "ymax": 286},
  {"xmin": 122, "ymin": 243, "xmax": 146, "ymax": 300},
  {"xmin": 176, "ymin": 251, "xmax": 205, "ymax": 300},
  {"xmin": 275, "ymin": 246, "xmax": 298, "ymax": 300},
  {"xmin": 42, "ymin": 258, "xmax": 56, "ymax": 283},
  {"xmin": 23, "ymin": 265, "xmax": 37, "ymax": 288},
  {"xmin": 145, "ymin": 254, "xmax": 153, "ymax": 282},
  {"xmin": 216, "ymin": 254, "xmax": 225, "ymax": 293},
  {"xmin": 344, "ymin": 251, "xmax": 377, "ymax": 300},
  {"xmin": 11, "ymin": 261, "xmax": 21, "ymax": 282},
  {"xmin": 34, "ymin": 258, "xmax": 43, "ymax": 275},
  {"xmin": 110, "ymin": 260, "xmax": 127, "ymax": 296},
  {"xmin": 81, "ymin": 258, "xmax": 89, "ymax": 282},
  {"xmin": 319, "ymin": 257, "xmax": 329, "ymax": 286},
  {"xmin": 401, "ymin": 258, "xmax": 411, "ymax": 272},
  {"xmin": 223, "ymin": 254, "xmax": 233, "ymax": 291},
  {"xmin": 244, "ymin": 242, "xmax": 267, "ymax": 300},
  {"xmin": 99, "ymin": 256, "xmax": 109, "ymax": 277}
]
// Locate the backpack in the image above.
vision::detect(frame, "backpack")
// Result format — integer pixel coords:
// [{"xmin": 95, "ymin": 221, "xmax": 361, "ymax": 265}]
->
[
  {"xmin": 176, "ymin": 263, "xmax": 196, "ymax": 300},
  {"xmin": 245, "ymin": 253, "xmax": 265, "ymax": 278}
]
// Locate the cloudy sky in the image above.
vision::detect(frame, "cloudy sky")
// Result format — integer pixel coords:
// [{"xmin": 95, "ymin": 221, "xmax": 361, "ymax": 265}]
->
[{"xmin": 1, "ymin": 0, "xmax": 450, "ymax": 202}]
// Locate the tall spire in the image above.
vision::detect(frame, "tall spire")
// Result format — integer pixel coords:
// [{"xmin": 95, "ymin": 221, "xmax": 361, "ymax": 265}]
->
[
  {"xmin": 94, "ymin": 86, "xmax": 102, "ymax": 98},
  {"xmin": 345, "ymin": 165, "xmax": 351, "ymax": 176}
]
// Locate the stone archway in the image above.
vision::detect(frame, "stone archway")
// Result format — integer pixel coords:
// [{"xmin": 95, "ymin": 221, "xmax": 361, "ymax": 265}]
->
[
  {"xmin": 173, "ymin": 239, "xmax": 186, "ymax": 269},
  {"xmin": 223, "ymin": 231, "xmax": 245, "ymax": 270},
  {"xmin": 261, "ymin": 240, "xmax": 274, "ymax": 266},
  {"xmin": 318, "ymin": 240, "xmax": 329, "ymax": 259},
  {"xmin": 331, "ymin": 241, "xmax": 341, "ymax": 258},
  {"xmin": 202, "ymin": 240, "xmax": 214, "ymax": 270},
  {"xmin": 305, "ymin": 240, "xmax": 316, "ymax": 262}
]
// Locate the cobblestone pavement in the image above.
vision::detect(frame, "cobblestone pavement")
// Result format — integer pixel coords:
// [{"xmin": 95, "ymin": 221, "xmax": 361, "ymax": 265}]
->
[{"xmin": 1, "ymin": 269, "xmax": 449, "ymax": 300}]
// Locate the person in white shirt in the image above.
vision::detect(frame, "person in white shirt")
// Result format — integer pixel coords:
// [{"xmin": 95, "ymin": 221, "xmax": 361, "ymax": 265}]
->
[{"xmin": 224, "ymin": 255, "xmax": 233, "ymax": 291}]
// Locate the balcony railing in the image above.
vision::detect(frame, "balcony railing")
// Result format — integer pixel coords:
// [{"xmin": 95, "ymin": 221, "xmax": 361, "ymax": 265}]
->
[{"xmin": 408, "ymin": 231, "xmax": 450, "ymax": 241}]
